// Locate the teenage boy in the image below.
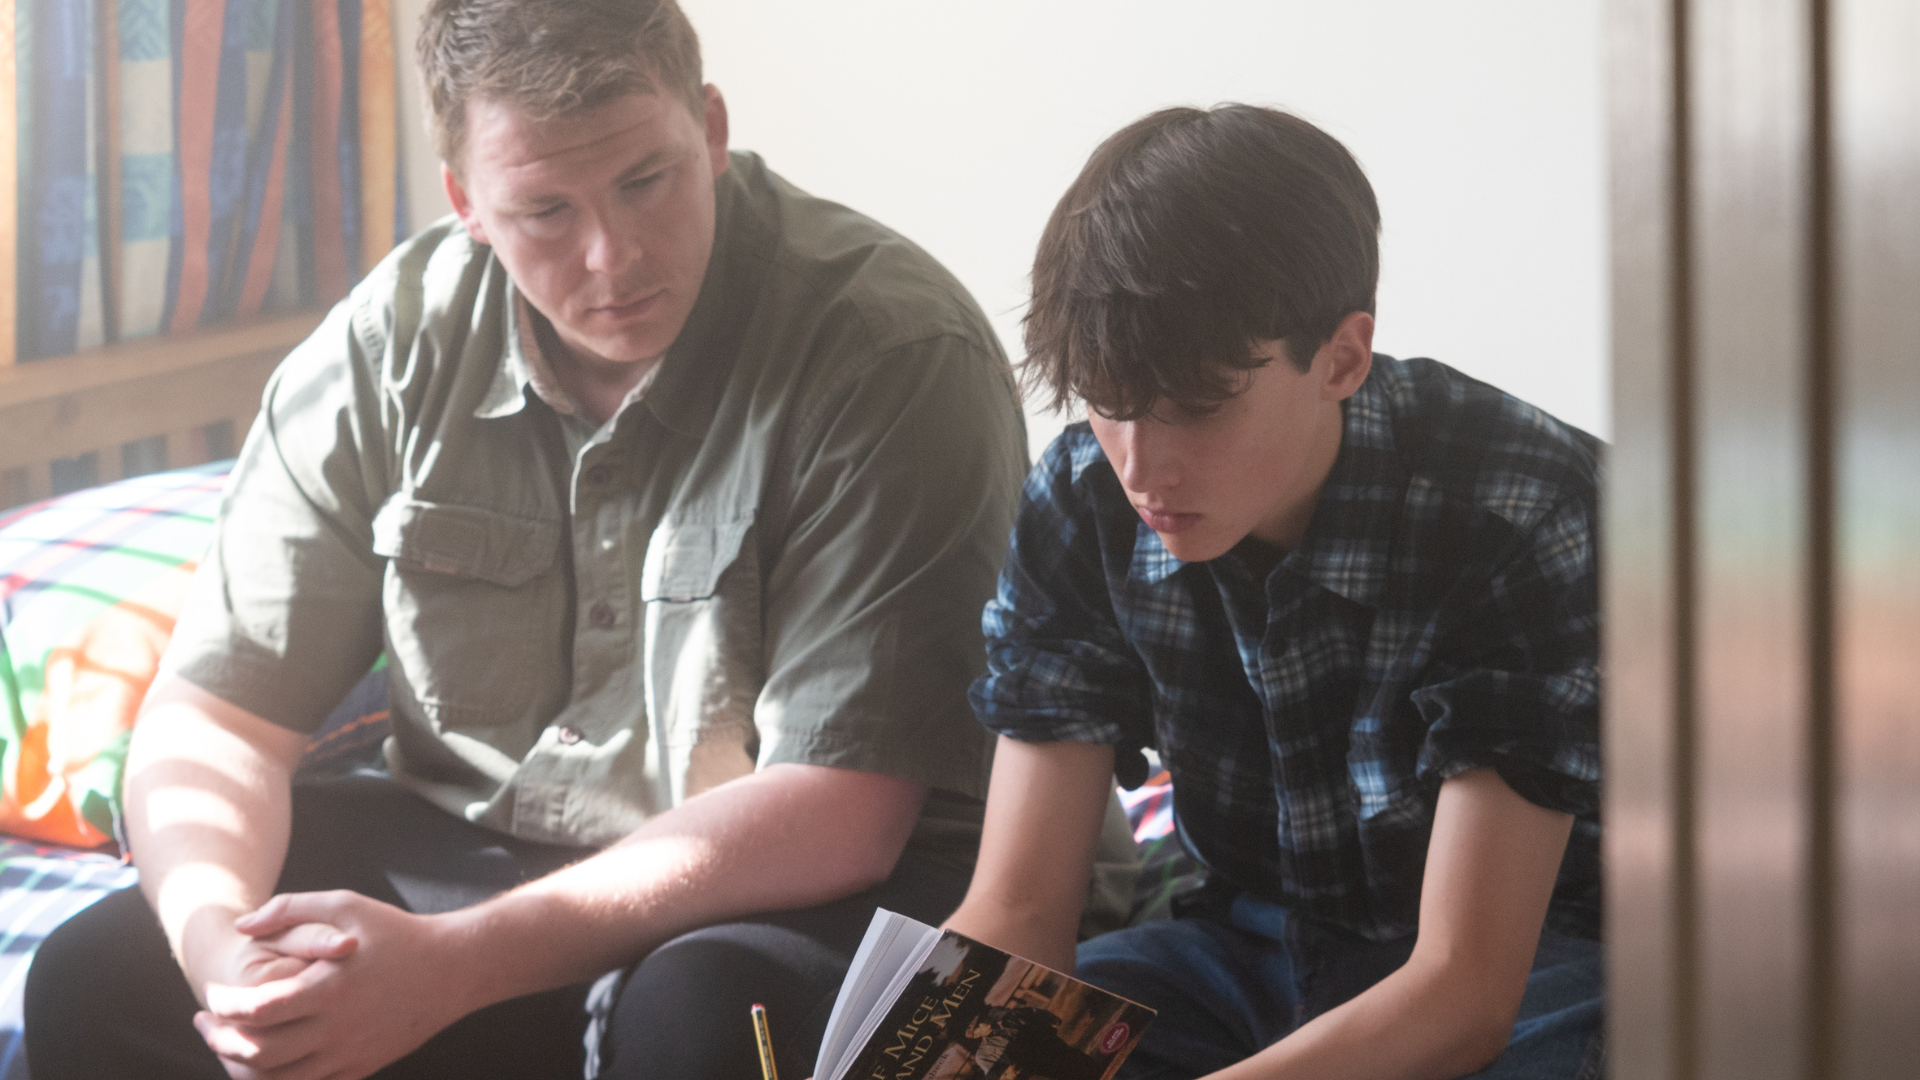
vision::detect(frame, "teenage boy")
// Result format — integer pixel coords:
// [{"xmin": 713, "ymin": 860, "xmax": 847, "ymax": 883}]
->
[{"xmin": 946, "ymin": 105, "xmax": 1603, "ymax": 1080}]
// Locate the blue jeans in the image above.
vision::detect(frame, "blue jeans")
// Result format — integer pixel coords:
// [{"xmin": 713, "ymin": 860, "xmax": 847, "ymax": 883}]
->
[{"xmin": 1076, "ymin": 896, "xmax": 1603, "ymax": 1080}]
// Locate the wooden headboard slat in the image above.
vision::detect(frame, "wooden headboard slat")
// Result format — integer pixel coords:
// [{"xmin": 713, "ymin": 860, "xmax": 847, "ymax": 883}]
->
[{"xmin": 0, "ymin": 310, "xmax": 326, "ymax": 508}]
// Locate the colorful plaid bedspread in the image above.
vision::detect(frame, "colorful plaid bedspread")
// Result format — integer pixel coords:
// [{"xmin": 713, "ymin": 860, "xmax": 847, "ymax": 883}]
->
[
  {"xmin": 0, "ymin": 839, "xmax": 139, "ymax": 1079},
  {"xmin": 0, "ymin": 465, "xmax": 230, "ymax": 1078}
]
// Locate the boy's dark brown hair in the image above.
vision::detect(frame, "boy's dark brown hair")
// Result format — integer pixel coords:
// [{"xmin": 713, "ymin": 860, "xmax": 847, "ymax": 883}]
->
[
  {"xmin": 417, "ymin": 0, "xmax": 704, "ymax": 177},
  {"xmin": 1024, "ymin": 104, "xmax": 1380, "ymax": 419}
]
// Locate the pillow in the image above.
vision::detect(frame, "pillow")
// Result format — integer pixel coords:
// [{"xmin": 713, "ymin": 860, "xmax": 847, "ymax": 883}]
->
[
  {"xmin": 0, "ymin": 465, "xmax": 232, "ymax": 847},
  {"xmin": 1118, "ymin": 768, "xmax": 1207, "ymax": 924},
  {"xmin": 0, "ymin": 464, "xmax": 394, "ymax": 849}
]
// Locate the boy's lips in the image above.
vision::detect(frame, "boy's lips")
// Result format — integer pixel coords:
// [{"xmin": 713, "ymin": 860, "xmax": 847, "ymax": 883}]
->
[{"xmin": 1135, "ymin": 506, "xmax": 1201, "ymax": 533}]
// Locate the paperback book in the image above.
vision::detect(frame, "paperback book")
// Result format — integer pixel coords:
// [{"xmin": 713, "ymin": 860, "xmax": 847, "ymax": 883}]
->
[{"xmin": 813, "ymin": 909, "xmax": 1155, "ymax": 1080}]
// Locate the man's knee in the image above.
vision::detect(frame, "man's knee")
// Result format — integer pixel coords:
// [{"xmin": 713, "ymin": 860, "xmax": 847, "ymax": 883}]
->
[
  {"xmin": 24, "ymin": 903, "xmax": 98, "ymax": 1041},
  {"xmin": 26, "ymin": 887, "xmax": 158, "ymax": 1019},
  {"xmin": 25, "ymin": 887, "xmax": 205, "ymax": 1078},
  {"xmin": 600, "ymin": 921, "xmax": 843, "ymax": 1080}
]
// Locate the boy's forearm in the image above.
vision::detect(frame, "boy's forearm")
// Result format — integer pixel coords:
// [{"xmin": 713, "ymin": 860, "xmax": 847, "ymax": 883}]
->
[
  {"xmin": 1212, "ymin": 769, "xmax": 1574, "ymax": 1080},
  {"xmin": 944, "ymin": 736, "xmax": 1115, "ymax": 973},
  {"xmin": 1205, "ymin": 951, "xmax": 1518, "ymax": 1080}
]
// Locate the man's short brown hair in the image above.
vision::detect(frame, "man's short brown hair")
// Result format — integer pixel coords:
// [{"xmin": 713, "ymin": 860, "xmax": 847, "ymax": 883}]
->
[
  {"xmin": 1024, "ymin": 104, "xmax": 1380, "ymax": 420},
  {"xmin": 417, "ymin": 0, "xmax": 704, "ymax": 175}
]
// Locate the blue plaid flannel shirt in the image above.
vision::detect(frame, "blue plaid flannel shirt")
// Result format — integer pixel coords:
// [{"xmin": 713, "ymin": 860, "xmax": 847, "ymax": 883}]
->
[{"xmin": 971, "ymin": 357, "xmax": 1602, "ymax": 942}]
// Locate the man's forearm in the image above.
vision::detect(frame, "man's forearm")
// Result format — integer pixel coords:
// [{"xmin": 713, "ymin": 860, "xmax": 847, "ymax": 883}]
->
[
  {"xmin": 124, "ymin": 675, "xmax": 309, "ymax": 998},
  {"xmin": 438, "ymin": 762, "xmax": 929, "ymax": 1010}
]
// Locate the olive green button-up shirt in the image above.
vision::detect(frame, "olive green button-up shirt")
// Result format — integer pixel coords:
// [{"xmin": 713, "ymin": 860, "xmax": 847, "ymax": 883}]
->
[{"xmin": 166, "ymin": 154, "xmax": 1029, "ymax": 870}]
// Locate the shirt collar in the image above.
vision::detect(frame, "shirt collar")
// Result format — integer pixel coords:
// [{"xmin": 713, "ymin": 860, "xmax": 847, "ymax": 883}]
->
[
  {"xmin": 1280, "ymin": 367, "xmax": 1403, "ymax": 609},
  {"xmin": 472, "ymin": 272, "xmax": 535, "ymax": 419},
  {"xmin": 470, "ymin": 272, "xmax": 556, "ymax": 420},
  {"xmin": 1128, "ymin": 524, "xmax": 1185, "ymax": 586},
  {"xmin": 1125, "ymin": 362, "xmax": 1404, "ymax": 610}
]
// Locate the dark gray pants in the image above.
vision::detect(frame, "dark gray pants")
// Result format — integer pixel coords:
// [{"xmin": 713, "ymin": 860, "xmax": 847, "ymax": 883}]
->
[{"xmin": 25, "ymin": 774, "xmax": 970, "ymax": 1080}]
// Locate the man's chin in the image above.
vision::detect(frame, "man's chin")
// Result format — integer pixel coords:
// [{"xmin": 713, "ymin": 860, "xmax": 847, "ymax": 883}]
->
[{"xmin": 564, "ymin": 332, "xmax": 675, "ymax": 369}]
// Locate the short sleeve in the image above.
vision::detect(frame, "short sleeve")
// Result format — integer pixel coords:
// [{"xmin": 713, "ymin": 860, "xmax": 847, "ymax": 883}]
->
[
  {"xmin": 968, "ymin": 432, "xmax": 1156, "ymax": 786},
  {"xmin": 164, "ymin": 300, "xmax": 388, "ymax": 733},
  {"xmin": 751, "ymin": 333, "xmax": 1028, "ymax": 799},
  {"xmin": 1411, "ymin": 493, "xmax": 1601, "ymax": 816}
]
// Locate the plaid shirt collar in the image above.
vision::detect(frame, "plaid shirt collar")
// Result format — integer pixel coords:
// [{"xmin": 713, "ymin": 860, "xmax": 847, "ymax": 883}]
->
[{"xmin": 1109, "ymin": 371, "xmax": 1407, "ymax": 610}]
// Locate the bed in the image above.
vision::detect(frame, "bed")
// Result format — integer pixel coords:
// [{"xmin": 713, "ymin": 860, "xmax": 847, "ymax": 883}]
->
[{"xmin": 0, "ymin": 313, "xmax": 323, "ymax": 513}]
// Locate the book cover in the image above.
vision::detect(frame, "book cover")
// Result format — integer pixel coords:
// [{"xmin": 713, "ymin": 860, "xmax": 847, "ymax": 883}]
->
[{"xmin": 837, "ymin": 929, "xmax": 1153, "ymax": 1080}]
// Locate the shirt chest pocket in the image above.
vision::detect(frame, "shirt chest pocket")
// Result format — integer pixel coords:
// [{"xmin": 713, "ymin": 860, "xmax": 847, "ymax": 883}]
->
[
  {"xmin": 372, "ymin": 496, "xmax": 568, "ymax": 733},
  {"xmin": 638, "ymin": 517, "xmax": 762, "ymax": 801}
]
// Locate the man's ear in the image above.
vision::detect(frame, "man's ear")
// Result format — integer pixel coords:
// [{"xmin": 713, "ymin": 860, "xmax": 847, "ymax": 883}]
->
[
  {"xmin": 703, "ymin": 84, "xmax": 730, "ymax": 178},
  {"xmin": 1319, "ymin": 311, "xmax": 1375, "ymax": 401},
  {"xmin": 443, "ymin": 162, "xmax": 490, "ymax": 246}
]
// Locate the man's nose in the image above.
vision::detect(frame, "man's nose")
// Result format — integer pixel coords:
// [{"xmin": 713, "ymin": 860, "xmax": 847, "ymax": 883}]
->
[{"xmin": 583, "ymin": 214, "xmax": 640, "ymax": 276}]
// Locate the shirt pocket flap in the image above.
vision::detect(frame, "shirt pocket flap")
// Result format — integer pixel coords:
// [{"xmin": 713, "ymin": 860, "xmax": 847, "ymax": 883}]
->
[
  {"xmin": 371, "ymin": 497, "xmax": 560, "ymax": 588},
  {"xmin": 640, "ymin": 520, "xmax": 752, "ymax": 601}
]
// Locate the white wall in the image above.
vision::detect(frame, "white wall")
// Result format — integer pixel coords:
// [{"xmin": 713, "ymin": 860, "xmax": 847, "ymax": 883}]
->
[
  {"xmin": 396, "ymin": 1, "xmax": 1609, "ymax": 451},
  {"xmin": 395, "ymin": 0, "xmax": 448, "ymax": 239}
]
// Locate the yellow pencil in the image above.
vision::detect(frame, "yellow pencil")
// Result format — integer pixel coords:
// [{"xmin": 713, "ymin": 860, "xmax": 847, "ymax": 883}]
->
[{"xmin": 751, "ymin": 1002, "xmax": 780, "ymax": 1080}]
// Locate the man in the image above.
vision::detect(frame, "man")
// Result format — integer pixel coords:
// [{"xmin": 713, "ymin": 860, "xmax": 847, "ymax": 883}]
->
[
  {"xmin": 25, "ymin": 2, "xmax": 1135, "ymax": 1077},
  {"xmin": 946, "ymin": 105, "xmax": 1604, "ymax": 1079}
]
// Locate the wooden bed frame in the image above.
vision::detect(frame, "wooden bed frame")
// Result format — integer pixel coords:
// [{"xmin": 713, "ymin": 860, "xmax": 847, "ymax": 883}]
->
[{"xmin": 0, "ymin": 310, "xmax": 325, "ymax": 511}]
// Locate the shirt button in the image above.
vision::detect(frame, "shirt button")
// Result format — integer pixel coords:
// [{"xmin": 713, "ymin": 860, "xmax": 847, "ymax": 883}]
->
[
  {"xmin": 588, "ymin": 601, "xmax": 616, "ymax": 629},
  {"xmin": 557, "ymin": 726, "xmax": 584, "ymax": 745},
  {"xmin": 599, "ymin": 537, "xmax": 616, "ymax": 552},
  {"xmin": 585, "ymin": 465, "xmax": 612, "ymax": 485}
]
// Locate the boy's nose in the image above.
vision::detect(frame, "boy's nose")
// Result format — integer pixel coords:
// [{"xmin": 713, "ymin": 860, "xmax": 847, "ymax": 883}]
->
[{"xmin": 1113, "ymin": 421, "xmax": 1180, "ymax": 494}]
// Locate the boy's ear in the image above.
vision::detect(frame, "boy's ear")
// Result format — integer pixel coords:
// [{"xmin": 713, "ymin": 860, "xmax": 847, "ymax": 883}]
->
[{"xmin": 1320, "ymin": 311, "xmax": 1375, "ymax": 401}]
